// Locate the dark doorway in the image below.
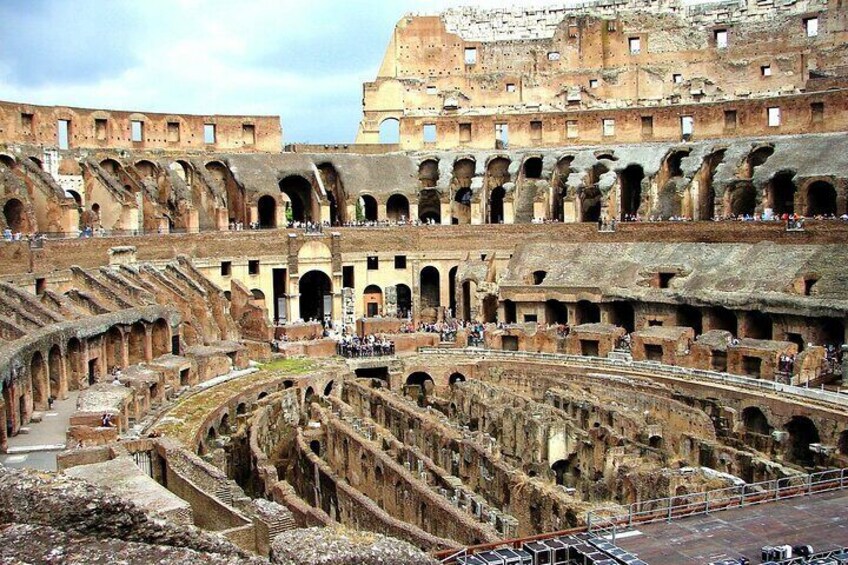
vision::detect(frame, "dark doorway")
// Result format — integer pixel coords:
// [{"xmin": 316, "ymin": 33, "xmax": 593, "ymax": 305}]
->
[
  {"xmin": 769, "ymin": 172, "xmax": 796, "ymax": 215},
  {"xmin": 279, "ymin": 176, "xmax": 314, "ymax": 222},
  {"xmin": 620, "ymin": 165, "xmax": 644, "ymax": 219},
  {"xmin": 273, "ymin": 268, "xmax": 287, "ymax": 323},
  {"xmin": 396, "ymin": 284, "xmax": 412, "ymax": 319},
  {"xmin": 806, "ymin": 181, "xmax": 837, "ymax": 216},
  {"xmin": 489, "ymin": 186, "xmax": 505, "ymax": 224},
  {"xmin": 299, "ymin": 271, "xmax": 332, "ymax": 322},
  {"xmin": 420, "ymin": 267, "xmax": 440, "ymax": 310},
  {"xmin": 257, "ymin": 195, "xmax": 277, "ymax": 228}
]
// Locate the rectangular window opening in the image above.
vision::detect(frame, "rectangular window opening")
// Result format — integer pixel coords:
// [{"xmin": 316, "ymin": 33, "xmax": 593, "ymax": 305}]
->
[
  {"xmin": 811, "ymin": 102, "xmax": 824, "ymax": 124},
  {"xmin": 761, "ymin": 65, "xmax": 772, "ymax": 77},
  {"xmin": 367, "ymin": 256, "xmax": 379, "ymax": 270},
  {"xmin": 805, "ymin": 17, "xmax": 818, "ymax": 37},
  {"xmin": 343, "ymin": 265, "xmax": 355, "ymax": 288},
  {"xmin": 768, "ymin": 107, "xmax": 781, "ymax": 127},
  {"xmin": 530, "ymin": 120, "xmax": 543, "ymax": 141},
  {"xmin": 681, "ymin": 115, "xmax": 694, "ymax": 138},
  {"xmin": 673, "ymin": 73, "xmax": 683, "ymax": 84},
  {"xmin": 167, "ymin": 121, "xmax": 180, "ymax": 142},
  {"xmin": 131, "ymin": 120, "xmax": 144, "ymax": 142},
  {"xmin": 742, "ymin": 356, "xmax": 762, "ymax": 378},
  {"xmin": 35, "ymin": 278, "xmax": 46, "ymax": 295},
  {"xmin": 566, "ymin": 120, "xmax": 579, "ymax": 139},
  {"xmin": 645, "ymin": 344, "xmax": 664, "ymax": 362},
  {"xmin": 547, "ymin": 51, "xmax": 561, "ymax": 61},
  {"xmin": 423, "ymin": 124, "xmax": 437, "ymax": 143},
  {"xmin": 426, "ymin": 85, "xmax": 438, "ymax": 95},
  {"xmin": 221, "ymin": 261, "xmax": 232, "ymax": 277},
  {"xmin": 21, "ymin": 113, "xmax": 34, "ymax": 135},
  {"xmin": 589, "ymin": 79, "xmax": 599, "ymax": 88},
  {"xmin": 464, "ymin": 47, "xmax": 478, "ymax": 65},
  {"xmin": 506, "ymin": 83, "xmax": 516, "ymax": 93},
  {"xmin": 394, "ymin": 255, "xmax": 407, "ymax": 269},
  {"xmin": 204, "ymin": 123, "xmax": 216, "ymax": 144},
  {"xmin": 724, "ymin": 110, "xmax": 738, "ymax": 131},
  {"xmin": 459, "ymin": 123, "xmax": 472, "ymax": 143},
  {"xmin": 658, "ymin": 272, "xmax": 675, "ymax": 289},
  {"xmin": 495, "ymin": 123, "xmax": 509, "ymax": 149},
  {"xmin": 715, "ymin": 29, "xmax": 728, "ymax": 48},
  {"xmin": 248, "ymin": 260, "xmax": 260, "ymax": 275},
  {"xmin": 602, "ymin": 118, "xmax": 615, "ymax": 137},
  {"xmin": 629, "ymin": 37, "xmax": 641, "ymax": 54},
  {"xmin": 242, "ymin": 124, "xmax": 256, "ymax": 145},
  {"xmin": 95, "ymin": 118, "xmax": 108, "ymax": 141},
  {"xmin": 641, "ymin": 116, "xmax": 654, "ymax": 136},
  {"xmin": 57, "ymin": 119, "xmax": 70, "ymax": 150},
  {"xmin": 804, "ymin": 277, "xmax": 818, "ymax": 296}
]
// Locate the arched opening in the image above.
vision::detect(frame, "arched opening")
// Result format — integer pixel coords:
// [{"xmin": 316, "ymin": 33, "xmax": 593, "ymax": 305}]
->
[
  {"xmin": 279, "ymin": 176, "xmax": 315, "ymax": 223},
  {"xmin": 317, "ymin": 163, "xmax": 346, "ymax": 225},
  {"xmin": 532, "ymin": 271, "xmax": 547, "ymax": 285},
  {"xmin": 323, "ymin": 381, "xmax": 334, "ymax": 396},
  {"xmin": 552, "ymin": 156, "xmax": 575, "ymax": 222},
  {"xmin": 420, "ymin": 266, "xmax": 440, "ymax": 311},
  {"xmin": 745, "ymin": 145, "xmax": 774, "ymax": 178},
  {"xmin": 299, "ymin": 270, "xmax": 332, "ymax": 322},
  {"xmin": 620, "ymin": 165, "xmax": 644, "ymax": 219},
  {"xmin": 406, "ymin": 372, "xmax": 434, "ymax": 389},
  {"xmin": 545, "ymin": 300, "xmax": 569, "ymax": 325},
  {"xmin": 580, "ymin": 185, "xmax": 602, "ymax": 223},
  {"xmin": 419, "ymin": 159, "xmax": 440, "ymax": 188},
  {"xmin": 396, "ymin": 284, "xmax": 412, "ymax": 319},
  {"xmin": 100, "ymin": 158, "xmax": 121, "ymax": 175},
  {"xmin": 461, "ymin": 280, "xmax": 473, "ymax": 321},
  {"xmin": 805, "ymin": 181, "xmax": 837, "ymax": 216},
  {"xmin": 386, "ymin": 194, "xmax": 410, "ymax": 222},
  {"xmin": 769, "ymin": 172, "xmax": 796, "ymax": 215},
  {"xmin": 310, "ymin": 440, "xmax": 321, "ymax": 456},
  {"xmin": 665, "ymin": 150, "xmax": 688, "ymax": 178},
  {"xmin": 551, "ymin": 457, "xmax": 579, "ymax": 487},
  {"xmin": 258, "ymin": 391, "xmax": 269, "ymax": 400},
  {"xmin": 448, "ymin": 266, "xmax": 458, "ymax": 317},
  {"xmin": 358, "ymin": 195, "xmax": 378, "ymax": 222},
  {"xmin": 219, "ymin": 413, "xmax": 230, "ymax": 434},
  {"xmin": 744, "ymin": 311, "xmax": 772, "ymax": 340},
  {"xmin": 451, "ymin": 158, "xmax": 475, "ymax": 224},
  {"xmin": 418, "ymin": 189, "xmax": 441, "ymax": 223},
  {"xmin": 678, "ymin": 305, "xmax": 703, "ymax": 335},
  {"xmin": 251, "ymin": 289, "xmax": 266, "ymax": 310},
  {"xmin": 0, "ymin": 154, "xmax": 15, "ymax": 169},
  {"xmin": 820, "ymin": 317, "xmax": 845, "ymax": 346},
  {"xmin": 712, "ymin": 307, "xmax": 738, "ymax": 335},
  {"xmin": 648, "ymin": 435, "xmax": 664, "ymax": 449},
  {"xmin": 48, "ymin": 345, "xmax": 63, "ymax": 400},
  {"xmin": 151, "ymin": 319, "xmax": 169, "ymax": 357},
  {"xmin": 363, "ymin": 284, "xmax": 383, "ymax": 318},
  {"xmin": 30, "ymin": 352, "xmax": 48, "ymax": 410},
  {"xmin": 236, "ymin": 402, "xmax": 247, "ymax": 415},
  {"xmin": 283, "ymin": 380, "xmax": 294, "ymax": 389},
  {"xmin": 489, "ymin": 186, "xmax": 505, "ymax": 224},
  {"xmin": 257, "ymin": 195, "xmax": 277, "ymax": 228},
  {"xmin": 105, "ymin": 326, "xmax": 123, "ymax": 372},
  {"xmin": 379, "ymin": 118, "xmax": 400, "ymax": 144},
  {"xmin": 127, "ymin": 322, "xmax": 147, "ymax": 365},
  {"xmin": 3, "ymin": 198, "xmax": 27, "ymax": 233},
  {"xmin": 730, "ymin": 183, "xmax": 757, "ymax": 216},
  {"xmin": 170, "ymin": 160, "xmax": 193, "ymax": 187},
  {"xmin": 576, "ymin": 300, "xmax": 600, "ymax": 325},
  {"xmin": 784, "ymin": 416, "xmax": 820, "ymax": 467},
  {"xmin": 611, "ymin": 301, "xmax": 635, "ymax": 333},
  {"xmin": 449, "ymin": 373, "xmax": 466, "ymax": 386},
  {"xmin": 67, "ymin": 338, "xmax": 83, "ymax": 391},
  {"xmin": 304, "ymin": 386, "xmax": 315, "ymax": 403},
  {"xmin": 482, "ymin": 295, "xmax": 498, "ymax": 323},
  {"xmin": 741, "ymin": 406, "xmax": 772, "ymax": 436},
  {"xmin": 135, "ymin": 160, "xmax": 157, "ymax": 179},
  {"xmin": 523, "ymin": 157, "xmax": 543, "ymax": 179}
]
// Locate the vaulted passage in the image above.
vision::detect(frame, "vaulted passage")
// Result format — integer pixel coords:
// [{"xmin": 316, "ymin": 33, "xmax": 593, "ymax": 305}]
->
[
  {"xmin": 784, "ymin": 416, "xmax": 820, "ymax": 467},
  {"xmin": 420, "ymin": 266, "xmax": 441, "ymax": 311},
  {"xmin": 619, "ymin": 165, "xmax": 644, "ymax": 219},
  {"xmin": 386, "ymin": 194, "xmax": 410, "ymax": 222},
  {"xmin": 257, "ymin": 195, "xmax": 277, "ymax": 228},
  {"xmin": 805, "ymin": 181, "xmax": 837, "ymax": 216},
  {"xmin": 489, "ymin": 186, "xmax": 505, "ymax": 224},
  {"xmin": 769, "ymin": 172, "xmax": 796, "ymax": 215},
  {"xmin": 279, "ymin": 176, "xmax": 315, "ymax": 223},
  {"xmin": 3, "ymin": 198, "xmax": 27, "ymax": 233}
]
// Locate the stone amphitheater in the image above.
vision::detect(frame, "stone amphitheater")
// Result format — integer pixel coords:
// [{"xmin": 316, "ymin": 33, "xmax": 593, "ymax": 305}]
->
[{"xmin": 1, "ymin": 0, "xmax": 847, "ymax": 563}]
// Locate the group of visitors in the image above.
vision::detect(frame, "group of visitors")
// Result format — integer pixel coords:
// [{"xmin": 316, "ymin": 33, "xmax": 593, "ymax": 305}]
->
[
  {"xmin": 823, "ymin": 344, "xmax": 843, "ymax": 375},
  {"xmin": 597, "ymin": 218, "xmax": 617, "ymax": 232},
  {"xmin": 777, "ymin": 353, "xmax": 796, "ymax": 375},
  {"xmin": 336, "ymin": 333, "xmax": 395, "ymax": 358}
]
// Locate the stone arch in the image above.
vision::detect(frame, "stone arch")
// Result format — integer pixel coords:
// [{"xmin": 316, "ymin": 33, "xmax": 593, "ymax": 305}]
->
[
  {"xmin": 648, "ymin": 435, "xmax": 664, "ymax": 449},
  {"xmin": 257, "ymin": 194, "xmax": 277, "ymax": 228},
  {"xmin": 741, "ymin": 406, "xmax": 772, "ymax": 436},
  {"xmin": 378, "ymin": 118, "xmax": 400, "ymax": 144},
  {"xmin": 100, "ymin": 158, "xmax": 121, "ymax": 175},
  {"xmin": 768, "ymin": 171, "xmax": 796, "ymax": 215},
  {"xmin": 151, "ymin": 319, "xmax": 170, "ymax": 357},
  {"xmin": 134, "ymin": 159, "xmax": 157, "ymax": 179},
  {"xmin": 804, "ymin": 180, "xmax": 837, "ymax": 216},
  {"xmin": 619, "ymin": 164, "xmax": 644, "ymax": 219},
  {"xmin": 236, "ymin": 402, "xmax": 247, "ymax": 415},
  {"xmin": 523, "ymin": 157, "xmax": 543, "ymax": 179},
  {"xmin": 127, "ymin": 322, "xmax": 147, "ymax": 365},
  {"xmin": 449, "ymin": 372, "xmax": 466, "ymax": 386},
  {"xmin": 420, "ymin": 266, "xmax": 440, "ymax": 311},
  {"xmin": 170, "ymin": 160, "xmax": 193, "ymax": 188},
  {"xmin": 552, "ymin": 155, "xmax": 575, "ymax": 222},
  {"xmin": 551, "ymin": 456, "xmax": 579, "ymax": 486},
  {"xmin": 304, "ymin": 386, "xmax": 315, "ymax": 404},
  {"xmin": 280, "ymin": 175, "xmax": 317, "ymax": 223},
  {"xmin": 697, "ymin": 149, "xmax": 726, "ymax": 220},
  {"xmin": 576, "ymin": 300, "xmax": 600, "ymax": 324},
  {"xmin": 3, "ymin": 198, "xmax": 28, "ymax": 233},
  {"xmin": 219, "ymin": 412, "xmax": 230, "ymax": 434},
  {"xmin": 545, "ymin": 300, "xmax": 569, "ymax": 325},
  {"xmin": 323, "ymin": 380, "xmax": 334, "ymax": 396},
  {"xmin": 784, "ymin": 415, "xmax": 820, "ymax": 467},
  {"xmin": 744, "ymin": 145, "xmax": 774, "ymax": 178},
  {"xmin": 386, "ymin": 194, "xmax": 410, "ymax": 222},
  {"xmin": 406, "ymin": 371, "xmax": 434, "ymax": 389},
  {"xmin": 310, "ymin": 439, "xmax": 321, "ymax": 456},
  {"xmin": 48, "ymin": 344, "xmax": 64, "ymax": 401},
  {"xmin": 363, "ymin": 284, "xmax": 383, "ymax": 318},
  {"xmin": 532, "ymin": 270, "xmax": 547, "ymax": 285},
  {"xmin": 0, "ymin": 154, "xmax": 15, "ymax": 168},
  {"xmin": 105, "ymin": 326, "xmax": 124, "ymax": 372},
  {"xmin": 251, "ymin": 289, "xmax": 266, "ymax": 309},
  {"xmin": 299, "ymin": 270, "xmax": 332, "ymax": 322},
  {"xmin": 30, "ymin": 351, "xmax": 48, "ymax": 410},
  {"xmin": 396, "ymin": 284, "xmax": 412, "ymax": 318},
  {"xmin": 729, "ymin": 183, "xmax": 757, "ymax": 216},
  {"xmin": 358, "ymin": 194, "xmax": 378, "ymax": 222},
  {"xmin": 419, "ymin": 159, "xmax": 440, "ymax": 188},
  {"xmin": 418, "ymin": 189, "xmax": 441, "ymax": 223},
  {"xmin": 489, "ymin": 186, "xmax": 506, "ymax": 224}
]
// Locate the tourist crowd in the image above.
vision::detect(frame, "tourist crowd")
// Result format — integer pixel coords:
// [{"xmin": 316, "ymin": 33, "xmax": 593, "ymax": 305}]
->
[{"xmin": 336, "ymin": 333, "xmax": 396, "ymax": 358}]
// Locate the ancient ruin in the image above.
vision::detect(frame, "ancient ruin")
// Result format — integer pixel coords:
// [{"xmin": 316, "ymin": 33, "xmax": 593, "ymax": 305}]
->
[{"xmin": 1, "ymin": 0, "xmax": 847, "ymax": 563}]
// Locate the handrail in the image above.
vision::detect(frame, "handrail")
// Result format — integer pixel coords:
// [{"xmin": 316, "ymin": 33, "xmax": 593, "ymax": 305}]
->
[{"xmin": 417, "ymin": 347, "xmax": 848, "ymax": 409}]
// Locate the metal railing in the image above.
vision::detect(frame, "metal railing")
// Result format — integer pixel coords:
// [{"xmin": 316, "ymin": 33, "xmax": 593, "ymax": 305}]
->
[
  {"xmin": 417, "ymin": 347, "xmax": 848, "ymax": 409},
  {"xmin": 586, "ymin": 468, "xmax": 848, "ymax": 541}
]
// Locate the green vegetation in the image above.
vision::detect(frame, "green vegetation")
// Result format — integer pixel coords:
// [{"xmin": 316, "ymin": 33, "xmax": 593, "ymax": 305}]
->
[{"xmin": 260, "ymin": 357, "xmax": 313, "ymax": 373}]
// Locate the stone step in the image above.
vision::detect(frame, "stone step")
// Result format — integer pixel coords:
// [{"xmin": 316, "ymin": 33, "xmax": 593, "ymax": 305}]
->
[{"xmin": 29, "ymin": 412, "xmax": 44, "ymax": 423}]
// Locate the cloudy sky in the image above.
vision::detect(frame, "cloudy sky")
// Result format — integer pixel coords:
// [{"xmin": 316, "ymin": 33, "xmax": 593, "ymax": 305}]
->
[{"xmin": 0, "ymin": 0, "xmax": 574, "ymax": 144}]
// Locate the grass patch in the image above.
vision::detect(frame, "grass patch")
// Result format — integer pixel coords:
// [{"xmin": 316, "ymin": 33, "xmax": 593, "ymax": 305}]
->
[{"xmin": 260, "ymin": 357, "xmax": 314, "ymax": 373}]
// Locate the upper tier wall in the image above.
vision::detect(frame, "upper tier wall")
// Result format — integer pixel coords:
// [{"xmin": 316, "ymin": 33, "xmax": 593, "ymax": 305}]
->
[{"xmin": 0, "ymin": 100, "xmax": 282, "ymax": 153}]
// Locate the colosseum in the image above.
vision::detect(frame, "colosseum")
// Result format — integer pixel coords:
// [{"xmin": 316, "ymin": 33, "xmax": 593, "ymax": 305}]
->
[{"xmin": 0, "ymin": 0, "xmax": 847, "ymax": 563}]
